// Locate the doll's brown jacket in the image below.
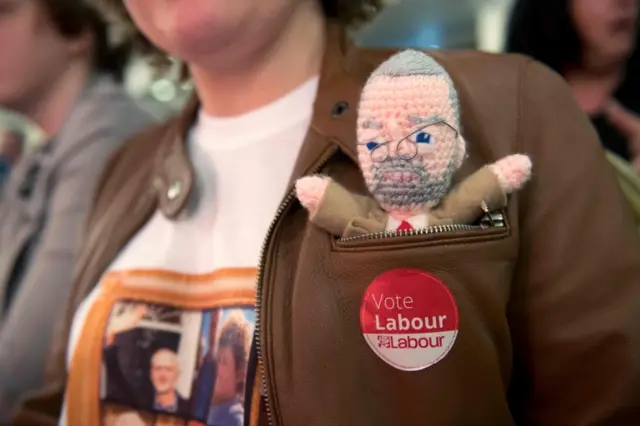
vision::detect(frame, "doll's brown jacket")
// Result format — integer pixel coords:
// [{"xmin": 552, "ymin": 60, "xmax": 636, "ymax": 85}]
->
[
  {"xmin": 312, "ymin": 166, "xmax": 506, "ymax": 238},
  {"xmin": 12, "ymin": 23, "xmax": 640, "ymax": 426}
]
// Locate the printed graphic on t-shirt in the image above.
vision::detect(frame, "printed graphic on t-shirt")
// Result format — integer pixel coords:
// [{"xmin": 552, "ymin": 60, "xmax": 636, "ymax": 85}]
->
[{"xmin": 65, "ymin": 268, "xmax": 257, "ymax": 426}]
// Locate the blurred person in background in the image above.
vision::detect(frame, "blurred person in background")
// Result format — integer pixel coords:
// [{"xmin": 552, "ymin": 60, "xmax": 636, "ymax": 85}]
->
[
  {"xmin": 507, "ymin": 0, "xmax": 640, "ymax": 168},
  {"xmin": 0, "ymin": 0, "xmax": 153, "ymax": 417},
  {"xmin": 0, "ymin": 129, "xmax": 23, "ymax": 195},
  {"xmin": 11, "ymin": 0, "xmax": 640, "ymax": 425}
]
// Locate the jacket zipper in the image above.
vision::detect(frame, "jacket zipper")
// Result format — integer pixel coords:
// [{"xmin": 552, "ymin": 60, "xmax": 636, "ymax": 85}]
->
[
  {"xmin": 337, "ymin": 210, "xmax": 506, "ymax": 243},
  {"xmin": 253, "ymin": 147, "xmax": 338, "ymax": 426}
]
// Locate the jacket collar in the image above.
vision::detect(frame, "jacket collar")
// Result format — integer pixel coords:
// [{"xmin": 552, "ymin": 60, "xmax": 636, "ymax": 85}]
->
[{"xmin": 153, "ymin": 22, "xmax": 366, "ymax": 219}]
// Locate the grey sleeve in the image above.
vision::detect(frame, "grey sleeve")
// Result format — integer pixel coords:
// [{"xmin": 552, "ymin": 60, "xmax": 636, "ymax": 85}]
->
[{"xmin": 0, "ymin": 107, "xmax": 152, "ymax": 414}]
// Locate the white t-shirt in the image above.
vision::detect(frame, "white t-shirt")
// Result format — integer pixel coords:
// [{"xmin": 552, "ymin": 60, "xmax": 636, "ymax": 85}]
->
[{"xmin": 60, "ymin": 77, "xmax": 319, "ymax": 426}]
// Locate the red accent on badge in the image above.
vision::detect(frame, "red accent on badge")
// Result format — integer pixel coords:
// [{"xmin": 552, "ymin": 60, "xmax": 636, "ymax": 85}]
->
[{"xmin": 360, "ymin": 268, "xmax": 459, "ymax": 371}]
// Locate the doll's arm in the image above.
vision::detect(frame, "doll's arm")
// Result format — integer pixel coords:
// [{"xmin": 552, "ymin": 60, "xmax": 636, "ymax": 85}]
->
[
  {"xmin": 296, "ymin": 176, "xmax": 332, "ymax": 218},
  {"xmin": 488, "ymin": 154, "xmax": 532, "ymax": 194},
  {"xmin": 432, "ymin": 154, "xmax": 532, "ymax": 224},
  {"xmin": 296, "ymin": 176, "xmax": 384, "ymax": 237}
]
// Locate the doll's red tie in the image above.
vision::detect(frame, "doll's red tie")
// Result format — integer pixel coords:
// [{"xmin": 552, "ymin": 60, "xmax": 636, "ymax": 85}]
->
[{"xmin": 397, "ymin": 220, "xmax": 414, "ymax": 232}]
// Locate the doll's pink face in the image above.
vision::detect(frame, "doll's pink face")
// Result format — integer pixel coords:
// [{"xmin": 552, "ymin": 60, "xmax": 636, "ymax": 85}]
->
[{"xmin": 357, "ymin": 75, "xmax": 464, "ymax": 214}]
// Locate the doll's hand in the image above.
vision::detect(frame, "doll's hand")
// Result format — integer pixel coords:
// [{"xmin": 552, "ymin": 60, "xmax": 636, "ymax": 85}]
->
[
  {"xmin": 296, "ymin": 175, "xmax": 331, "ymax": 218},
  {"xmin": 489, "ymin": 154, "xmax": 532, "ymax": 194}
]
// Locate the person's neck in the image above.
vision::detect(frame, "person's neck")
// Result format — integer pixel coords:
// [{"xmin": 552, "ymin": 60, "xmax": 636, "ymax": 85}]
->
[
  {"xmin": 189, "ymin": 3, "xmax": 325, "ymax": 117},
  {"xmin": 565, "ymin": 64, "xmax": 624, "ymax": 84},
  {"xmin": 565, "ymin": 62, "xmax": 625, "ymax": 115},
  {"xmin": 21, "ymin": 60, "xmax": 92, "ymax": 137},
  {"xmin": 156, "ymin": 390, "xmax": 177, "ymax": 406}
]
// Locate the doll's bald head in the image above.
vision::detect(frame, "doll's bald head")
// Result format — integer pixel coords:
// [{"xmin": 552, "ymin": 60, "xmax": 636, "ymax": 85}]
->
[{"xmin": 356, "ymin": 50, "xmax": 466, "ymax": 215}]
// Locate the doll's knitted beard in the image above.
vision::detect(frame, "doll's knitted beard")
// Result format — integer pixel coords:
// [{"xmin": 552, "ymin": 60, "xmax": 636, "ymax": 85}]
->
[{"xmin": 368, "ymin": 157, "xmax": 448, "ymax": 209}]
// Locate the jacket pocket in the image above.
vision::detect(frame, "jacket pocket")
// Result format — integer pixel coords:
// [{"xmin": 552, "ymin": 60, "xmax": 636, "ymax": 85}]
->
[{"xmin": 332, "ymin": 209, "xmax": 510, "ymax": 251}]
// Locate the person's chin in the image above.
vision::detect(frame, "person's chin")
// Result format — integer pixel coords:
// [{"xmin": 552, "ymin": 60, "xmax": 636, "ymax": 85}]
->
[
  {"xmin": 162, "ymin": 16, "xmax": 280, "ymax": 69},
  {"xmin": 606, "ymin": 37, "xmax": 636, "ymax": 60},
  {"xmin": 167, "ymin": 28, "xmax": 245, "ymax": 66}
]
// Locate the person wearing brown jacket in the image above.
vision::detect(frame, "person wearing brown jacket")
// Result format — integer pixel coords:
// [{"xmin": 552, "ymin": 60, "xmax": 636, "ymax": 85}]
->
[{"xmin": 11, "ymin": 0, "xmax": 640, "ymax": 425}]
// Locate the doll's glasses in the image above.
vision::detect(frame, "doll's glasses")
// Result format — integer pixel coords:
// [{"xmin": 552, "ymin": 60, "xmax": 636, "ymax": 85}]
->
[{"xmin": 363, "ymin": 120, "xmax": 459, "ymax": 163}]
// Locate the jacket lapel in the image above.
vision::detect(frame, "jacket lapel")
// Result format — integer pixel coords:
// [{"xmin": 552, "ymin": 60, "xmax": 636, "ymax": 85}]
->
[{"xmin": 287, "ymin": 24, "xmax": 364, "ymax": 186}]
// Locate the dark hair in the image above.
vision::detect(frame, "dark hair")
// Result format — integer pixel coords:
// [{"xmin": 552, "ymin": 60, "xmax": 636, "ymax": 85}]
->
[
  {"xmin": 40, "ymin": 0, "xmax": 131, "ymax": 81},
  {"xmin": 506, "ymin": 0, "xmax": 640, "ymax": 74},
  {"xmin": 506, "ymin": 0, "xmax": 582, "ymax": 73},
  {"xmin": 93, "ymin": 0, "xmax": 381, "ymax": 68}
]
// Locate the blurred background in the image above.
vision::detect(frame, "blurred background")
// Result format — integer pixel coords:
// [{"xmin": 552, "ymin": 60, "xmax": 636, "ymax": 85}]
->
[
  {"xmin": 4, "ymin": 0, "xmax": 639, "ymax": 178},
  {"xmin": 117, "ymin": 0, "xmax": 515, "ymax": 119},
  {"xmin": 3, "ymin": 0, "xmax": 639, "ymax": 172}
]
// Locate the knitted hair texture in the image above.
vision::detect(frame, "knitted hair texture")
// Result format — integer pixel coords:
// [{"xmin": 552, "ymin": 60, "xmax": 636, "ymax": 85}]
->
[
  {"xmin": 368, "ymin": 49, "xmax": 460, "ymax": 125},
  {"xmin": 357, "ymin": 49, "xmax": 465, "ymax": 212}
]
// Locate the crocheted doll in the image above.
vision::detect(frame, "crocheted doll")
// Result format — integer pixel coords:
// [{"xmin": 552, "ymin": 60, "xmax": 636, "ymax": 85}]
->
[{"xmin": 295, "ymin": 50, "xmax": 532, "ymax": 238}]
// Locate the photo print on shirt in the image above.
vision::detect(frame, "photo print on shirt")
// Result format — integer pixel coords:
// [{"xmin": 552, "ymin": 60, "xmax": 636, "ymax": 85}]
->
[
  {"xmin": 64, "ymin": 268, "xmax": 258, "ymax": 426},
  {"xmin": 99, "ymin": 300, "xmax": 255, "ymax": 426}
]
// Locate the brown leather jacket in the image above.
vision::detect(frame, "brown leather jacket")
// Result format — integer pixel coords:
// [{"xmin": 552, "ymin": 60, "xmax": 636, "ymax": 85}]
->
[{"xmin": 13, "ymin": 26, "xmax": 640, "ymax": 426}]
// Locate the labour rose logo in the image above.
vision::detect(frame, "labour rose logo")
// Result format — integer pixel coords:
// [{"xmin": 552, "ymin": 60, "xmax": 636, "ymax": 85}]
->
[{"xmin": 377, "ymin": 335, "xmax": 392, "ymax": 348}]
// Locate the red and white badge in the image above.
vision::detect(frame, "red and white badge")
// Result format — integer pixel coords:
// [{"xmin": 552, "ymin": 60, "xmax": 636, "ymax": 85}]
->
[{"xmin": 360, "ymin": 269, "xmax": 459, "ymax": 371}]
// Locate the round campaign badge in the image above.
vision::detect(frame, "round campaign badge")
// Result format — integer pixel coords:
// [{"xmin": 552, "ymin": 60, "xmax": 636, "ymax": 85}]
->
[{"xmin": 360, "ymin": 269, "xmax": 459, "ymax": 371}]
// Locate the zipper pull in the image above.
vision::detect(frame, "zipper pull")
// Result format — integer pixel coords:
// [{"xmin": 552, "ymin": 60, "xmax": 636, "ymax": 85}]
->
[{"xmin": 480, "ymin": 201, "xmax": 505, "ymax": 228}]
